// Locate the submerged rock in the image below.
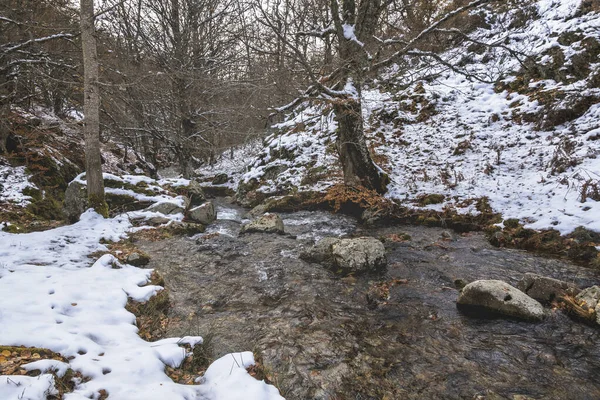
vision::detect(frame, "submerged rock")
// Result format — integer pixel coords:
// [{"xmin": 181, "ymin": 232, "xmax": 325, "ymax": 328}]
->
[
  {"xmin": 517, "ymin": 273, "xmax": 580, "ymax": 303},
  {"xmin": 457, "ymin": 280, "xmax": 546, "ymax": 321},
  {"xmin": 188, "ymin": 201, "xmax": 216, "ymax": 225},
  {"xmin": 302, "ymin": 236, "xmax": 386, "ymax": 274},
  {"xmin": 240, "ymin": 213, "xmax": 285, "ymax": 234}
]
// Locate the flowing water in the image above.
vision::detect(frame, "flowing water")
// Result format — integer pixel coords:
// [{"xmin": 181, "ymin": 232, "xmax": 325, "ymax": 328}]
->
[{"xmin": 139, "ymin": 198, "xmax": 600, "ymax": 399}]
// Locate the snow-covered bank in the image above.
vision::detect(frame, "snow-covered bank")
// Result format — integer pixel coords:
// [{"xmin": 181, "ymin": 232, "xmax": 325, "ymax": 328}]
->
[
  {"xmin": 0, "ymin": 207, "xmax": 284, "ymax": 399},
  {"xmin": 227, "ymin": 0, "xmax": 600, "ymax": 235}
]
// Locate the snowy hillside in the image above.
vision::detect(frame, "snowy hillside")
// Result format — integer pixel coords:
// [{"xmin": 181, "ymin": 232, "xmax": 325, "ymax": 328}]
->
[{"xmin": 232, "ymin": 0, "xmax": 600, "ymax": 234}]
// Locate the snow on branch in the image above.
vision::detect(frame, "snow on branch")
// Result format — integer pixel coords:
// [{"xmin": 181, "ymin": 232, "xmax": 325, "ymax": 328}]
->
[{"xmin": 1, "ymin": 33, "xmax": 75, "ymax": 58}]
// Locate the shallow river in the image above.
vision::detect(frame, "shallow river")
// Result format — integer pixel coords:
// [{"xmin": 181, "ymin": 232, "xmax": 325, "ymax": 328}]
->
[{"xmin": 139, "ymin": 199, "xmax": 600, "ymax": 399}]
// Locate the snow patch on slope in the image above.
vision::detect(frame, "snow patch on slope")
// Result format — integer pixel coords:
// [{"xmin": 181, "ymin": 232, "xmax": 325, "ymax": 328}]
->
[{"xmin": 0, "ymin": 209, "xmax": 284, "ymax": 399}]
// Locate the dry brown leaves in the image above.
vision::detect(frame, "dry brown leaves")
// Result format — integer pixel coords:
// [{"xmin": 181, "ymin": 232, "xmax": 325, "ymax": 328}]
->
[{"xmin": 321, "ymin": 184, "xmax": 390, "ymax": 213}]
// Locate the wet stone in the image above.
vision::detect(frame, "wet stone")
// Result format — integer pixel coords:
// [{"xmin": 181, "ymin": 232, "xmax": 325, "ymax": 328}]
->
[
  {"xmin": 457, "ymin": 280, "xmax": 546, "ymax": 321},
  {"xmin": 517, "ymin": 273, "xmax": 580, "ymax": 303}
]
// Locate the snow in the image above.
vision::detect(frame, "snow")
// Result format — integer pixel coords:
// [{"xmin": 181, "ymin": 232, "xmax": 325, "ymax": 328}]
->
[
  {"xmin": 0, "ymin": 375, "xmax": 58, "ymax": 400},
  {"xmin": 342, "ymin": 24, "xmax": 364, "ymax": 47},
  {"xmin": 0, "ymin": 162, "xmax": 34, "ymax": 207},
  {"xmin": 197, "ymin": 352, "xmax": 284, "ymax": 400},
  {"xmin": 230, "ymin": 0, "xmax": 600, "ymax": 235},
  {"xmin": 0, "ymin": 207, "xmax": 284, "ymax": 399}
]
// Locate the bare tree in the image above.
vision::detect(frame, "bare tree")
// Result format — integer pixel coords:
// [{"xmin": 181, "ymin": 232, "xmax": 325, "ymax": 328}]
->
[
  {"xmin": 80, "ymin": 0, "xmax": 107, "ymax": 215},
  {"xmin": 258, "ymin": 0, "xmax": 499, "ymax": 193}
]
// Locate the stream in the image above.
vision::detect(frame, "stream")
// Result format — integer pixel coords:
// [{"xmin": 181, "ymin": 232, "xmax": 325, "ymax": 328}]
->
[{"xmin": 138, "ymin": 198, "xmax": 600, "ymax": 399}]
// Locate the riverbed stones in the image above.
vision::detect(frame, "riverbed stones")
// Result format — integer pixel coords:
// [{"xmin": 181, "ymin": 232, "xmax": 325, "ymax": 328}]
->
[
  {"xmin": 517, "ymin": 273, "xmax": 580, "ymax": 303},
  {"xmin": 64, "ymin": 181, "xmax": 88, "ymax": 222},
  {"xmin": 188, "ymin": 201, "xmax": 216, "ymax": 225},
  {"xmin": 169, "ymin": 221, "xmax": 205, "ymax": 236},
  {"xmin": 457, "ymin": 280, "xmax": 546, "ymax": 321},
  {"xmin": 187, "ymin": 180, "xmax": 206, "ymax": 206},
  {"xmin": 147, "ymin": 216, "xmax": 171, "ymax": 226},
  {"xmin": 211, "ymin": 173, "xmax": 229, "ymax": 185},
  {"xmin": 575, "ymin": 286, "xmax": 600, "ymax": 325},
  {"xmin": 332, "ymin": 237, "xmax": 386, "ymax": 273},
  {"xmin": 127, "ymin": 252, "xmax": 150, "ymax": 267},
  {"xmin": 576, "ymin": 285, "xmax": 600, "ymax": 309},
  {"xmin": 147, "ymin": 201, "xmax": 185, "ymax": 215},
  {"xmin": 240, "ymin": 213, "xmax": 284, "ymax": 234},
  {"xmin": 302, "ymin": 237, "xmax": 386, "ymax": 274}
]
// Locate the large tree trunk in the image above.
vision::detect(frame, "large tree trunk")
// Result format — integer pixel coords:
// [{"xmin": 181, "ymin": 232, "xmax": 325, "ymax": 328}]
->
[
  {"xmin": 80, "ymin": 0, "xmax": 107, "ymax": 216},
  {"xmin": 334, "ymin": 97, "xmax": 388, "ymax": 193},
  {"xmin": 331, "ymin": 0, "xmax": 388, "ymax": 194}
]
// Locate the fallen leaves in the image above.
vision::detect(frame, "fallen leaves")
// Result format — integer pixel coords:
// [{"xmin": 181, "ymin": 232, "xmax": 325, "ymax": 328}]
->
[{"xmin": 0, "ymin": 346, "xmax": 65, "ymax": 376}]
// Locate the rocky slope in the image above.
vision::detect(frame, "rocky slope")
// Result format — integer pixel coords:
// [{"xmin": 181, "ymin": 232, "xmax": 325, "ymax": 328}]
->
[{"xmin": 208, "ymin": 0, "xmax": 600, "ymax": 236}]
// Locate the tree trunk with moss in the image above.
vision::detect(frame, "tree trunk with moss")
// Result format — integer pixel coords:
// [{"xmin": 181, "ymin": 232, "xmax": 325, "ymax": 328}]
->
[
  {"xmin": 80, "ymin": 0, "xmax": 107, "ymax": 217},
  {"xmin": 332, "ymin": 0, "xmax": 388, "ymax": 194},
  {"xmin": 334, "ymin": 97, "xmax": 389, "ymax": 193}
]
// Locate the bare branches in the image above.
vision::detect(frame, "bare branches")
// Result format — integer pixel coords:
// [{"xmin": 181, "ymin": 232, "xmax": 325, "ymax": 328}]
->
[
  {"xmin": 0, "ymin": 33, "xmax": 75, "ymax": 59},
  {"xmin": 373, "ymin": 0, "xmax": 492, "ymax": 70}
]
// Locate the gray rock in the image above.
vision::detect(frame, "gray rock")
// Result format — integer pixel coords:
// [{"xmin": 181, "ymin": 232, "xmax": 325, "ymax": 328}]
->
[
  {"xmin": 302, "ymin": 237, "xmax": 386, "ymax": 274},
  {"xmin": 64, "ymin": 181, "xmax": 88, "ymax": 222},
  {"xmin": 127, "ymin": 252, "xmax": 150, "ymax": 267},
  {"xmin": 575, "ymin": 285, "xmax": 600, "ymax": 309},
  {"xmin": 248, "ymin": 203, "xmax": 268, "ymax": 217},
  {"xmin": 147, "ymin": 216, "xmax": 171, "ymax": 226},
  {"xmin": 457, "ymin": 280, "xmax": 546, "ymax": 321},
  {"xmin": 169, "ymin": 221, "xmax": 205, "ymax": 236},
  {"xmin": 331, "ymin": 237, "xmax": 386, "ymax": 273},
  {"xmin": 148, "ymin": 201, "xmax": 185, "ymax": 215},
  {"xmin": 300, "ymin": 237, "xmax": 341, "ymax": 264},
  {"xmin": 188, "ymin": 201, "xmax": 216, "ymax": 225},
  {"xmin": 240, "ymin": 213, "xmax": 284, "ymax": 235},
  {"xmin": 212, "ymin": 173, "xmax": 229, "ymax": 185},
  {"xmin": 187, "ymin": 180, "xmax": 206, "ymax": 206},
  {"xmin": 517, "ymin": 273, "xmax": 580, "ymax": 303}
]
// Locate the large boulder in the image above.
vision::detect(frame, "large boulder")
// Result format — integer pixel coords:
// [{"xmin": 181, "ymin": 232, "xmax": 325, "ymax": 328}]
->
[
  {"xmin": 187, "ymin": 180, "xmax": 206, "ymax": 206},
  {"xmin": 147, "ymin": 201, "xmax": 185, "ymax": 215},
  {"xmin": 240, "ymin": 213, "xmax": 284, "ymax": 235},
  {"xmin": 516, "ymin": 273, "xmax": 580, "ymax": 303},
  {"xmin": 64, "ymin": 181, "xmax": 88, "ymax": 222},
  {"xmin": 301, "ymin": 237, "xmax": 386, "ymax": 274},
  {"xmin": 457, "ymin": 280, "xmax": 546, "ymax": 321},
  {"xmin": 331, "ymin": 237, "xmax": 386, "ymax": 273},
  {"xmin": 188, "ymin": 201, "xmax": 216, "ymax": 225}
]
